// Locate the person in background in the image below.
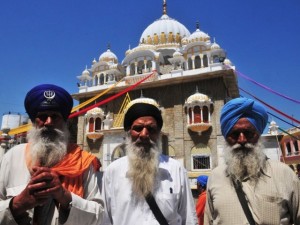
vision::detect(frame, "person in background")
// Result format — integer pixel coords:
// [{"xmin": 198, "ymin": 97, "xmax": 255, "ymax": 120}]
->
[
  {"xmin": 102, "ymin": 97, "xmax": 198, "ymax": 225},
  {"xmin": 0, "ymin": 84, "xmax": 104, "ymax": 225},
  {"xmin": 196, "ymin": 175, "xmax": 208, "ymax": 225},
  {"xmin": 297, "ymin": 163, "xmax": 300, "ymax": 179},
  {"xmin": 289, "ymin": 164, "xmax": 295, "ymax": 172},
  {"xmin": 205, "ymin": 97, "xmax": 300, "ymax": 225}
]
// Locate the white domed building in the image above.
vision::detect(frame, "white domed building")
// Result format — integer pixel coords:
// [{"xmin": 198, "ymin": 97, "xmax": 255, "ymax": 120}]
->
[{"xmin": 73, "ymin": 0, "xmax": 239, "ymax": 188}]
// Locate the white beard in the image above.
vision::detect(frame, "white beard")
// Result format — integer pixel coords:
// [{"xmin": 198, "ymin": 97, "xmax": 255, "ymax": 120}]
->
[
  {"xmin": 126, "ymin": 135, "xmax": 161, "ymax": 198},
  {"xmin": 224, "ymin": 139, "xmax": 266, "ymax": 183},
  {"xmin": 27, "ymin": 124, "xmax": 70, "ymax": 167}
]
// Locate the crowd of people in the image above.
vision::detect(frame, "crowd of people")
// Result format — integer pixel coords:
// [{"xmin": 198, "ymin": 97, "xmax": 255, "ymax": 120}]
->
[{"xmin": 0, "ymin": 83, "xmax": 299, "ymax": 225}]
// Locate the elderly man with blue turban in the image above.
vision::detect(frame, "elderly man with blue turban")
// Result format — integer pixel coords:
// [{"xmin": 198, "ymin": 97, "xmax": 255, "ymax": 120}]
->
[
  {"xmin": 0, "ymin": 84, "xmax": 104, "ymax": 225},
  {"xmin": 205, "ymin": 97, "xmax": 300, "ymax": 225}
]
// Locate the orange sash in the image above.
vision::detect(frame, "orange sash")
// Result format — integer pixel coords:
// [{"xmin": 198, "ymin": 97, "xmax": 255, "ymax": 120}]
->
[{"xmin": 26, "ymin": 143, "xmax": 100, "ymax": 197}]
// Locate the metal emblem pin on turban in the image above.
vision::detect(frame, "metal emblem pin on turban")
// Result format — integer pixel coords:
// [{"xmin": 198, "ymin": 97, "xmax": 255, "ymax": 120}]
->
[{"xmin": 44, "ymin": 90, "xmax": 56, "ymax": 102}]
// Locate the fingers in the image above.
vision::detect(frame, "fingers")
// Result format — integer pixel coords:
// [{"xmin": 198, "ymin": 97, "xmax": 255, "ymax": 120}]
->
[
  {"xmin": 10, "ymin": 167, "xmax": 60, "ymax": 215},
  {"xmin": 30, "ymin": 167, "xmax": 64, "ymax": 200}
]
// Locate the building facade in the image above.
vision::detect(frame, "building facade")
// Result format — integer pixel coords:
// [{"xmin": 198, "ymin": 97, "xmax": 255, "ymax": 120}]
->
[
  {"xmin": 280, "ymin": 126, "xmax": 300, "ymax": 169},
  {"xmin": 72, "ymin": 1, "xmax": 239, "ymax": 188}
]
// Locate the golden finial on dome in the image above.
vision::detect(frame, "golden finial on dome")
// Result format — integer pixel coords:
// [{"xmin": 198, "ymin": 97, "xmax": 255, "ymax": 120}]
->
[
  {"xmin": 107, "ymin": 43, "xmax": 111, "ymax": 50},
  {"xmin": 163, "ymin": 0, "xmax": 167, "ymax": 15}
]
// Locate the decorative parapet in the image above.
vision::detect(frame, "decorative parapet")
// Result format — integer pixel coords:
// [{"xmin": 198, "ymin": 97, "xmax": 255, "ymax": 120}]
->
[{"xmin": 124, "ymin": 72, "xmax": 158, "ymax": 85}]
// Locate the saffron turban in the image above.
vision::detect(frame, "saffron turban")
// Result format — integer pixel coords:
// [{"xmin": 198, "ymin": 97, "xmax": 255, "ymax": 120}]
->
[
  {"xmin": 24, "ymin": 84, "xmax": 73, "ymax": 121},
  {"xmin": 123, "ymin": 97, "xmax": 163, "ymax": 131},
  {"xmin": 220, "ymin": 97, "xmax": 268, "ymax": 138}
]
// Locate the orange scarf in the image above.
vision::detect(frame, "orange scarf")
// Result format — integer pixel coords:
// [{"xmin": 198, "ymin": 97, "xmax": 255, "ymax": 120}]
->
[
  {"xmin": 26, "ymin": 143, "xmax": 100, "ymax": 197},
  {"xmin": 52, "ymin": 144, "xmax": 100, "ymax": 197}
]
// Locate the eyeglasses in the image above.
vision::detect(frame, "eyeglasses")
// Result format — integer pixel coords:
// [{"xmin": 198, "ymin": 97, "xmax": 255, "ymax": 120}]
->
[
  {"xmin": 131, "ymin": 125, "xmax": 158, "ymax": 134},
  {"xmin": 36, "ymin": 112, "xmax": 62, "ymax": 122}
]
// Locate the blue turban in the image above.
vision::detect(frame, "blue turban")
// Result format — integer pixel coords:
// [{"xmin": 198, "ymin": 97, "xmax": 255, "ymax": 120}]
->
[
  {"xmin": 197, "ymin": 175, "xmax": 208, "ymax": 187},
  {"xmin": 220, "ymin": 97, "xmax": 268, "ymax": 138},
  {"xmin": 24, "ymin": 84, "xmax": 73, "ymax": 122}
]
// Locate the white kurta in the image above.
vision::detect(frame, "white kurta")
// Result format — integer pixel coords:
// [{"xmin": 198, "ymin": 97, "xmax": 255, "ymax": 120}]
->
[
  {"xmin": 102, "ymin": 154, "xmax": 198, "ymax": 225},
  {"xmin": 0, "ymin": 144, "xmax": 104, "ymax": 225},
  {"xmin": 205, "ymin": 160, "xmax": 300, "ymax": 225}
]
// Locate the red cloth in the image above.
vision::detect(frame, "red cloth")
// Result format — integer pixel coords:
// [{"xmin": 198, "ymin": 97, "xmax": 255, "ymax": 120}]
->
[{"xmin": 196, "ymin": 191, "xmax": 207, "ymax": 225}]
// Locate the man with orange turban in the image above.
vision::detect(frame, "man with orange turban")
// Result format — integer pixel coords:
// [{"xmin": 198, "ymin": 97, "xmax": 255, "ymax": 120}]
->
[{"xmin": 0, "ymin": 84, "xmax": 104, "ymax": 225}]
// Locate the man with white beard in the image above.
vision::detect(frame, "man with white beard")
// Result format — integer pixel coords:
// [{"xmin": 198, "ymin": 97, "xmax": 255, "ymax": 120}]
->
[
  {"xmin": 204, "ymin": 97, "xmax": 300, "ymax": 225},
  {"xmin": 102, "ymin": 97, "xmax": 198, "ymax": 225},
  {"xmin": 0, "ymin": 84, "xmax": 104, "ymax": 225}
]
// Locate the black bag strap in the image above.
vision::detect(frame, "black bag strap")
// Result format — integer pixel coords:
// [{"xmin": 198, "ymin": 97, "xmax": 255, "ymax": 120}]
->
[
  {"xmin": 145, "ymin": 193, "xmax": 169, "ymax": 225},
  {"xmin": 233, "ymin": 180, "xmax": 256, "ymax": 225}
]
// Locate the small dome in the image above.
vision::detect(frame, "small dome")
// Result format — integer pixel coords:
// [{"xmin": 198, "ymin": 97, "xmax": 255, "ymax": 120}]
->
[
  {"xmin": 99, "ymin": 48, "xmax": 118, "ymax": 63},
  {"xmin": 186, "ymin": 93, "xmax": 210, "ymax": 104},
  {"xmin": 86, "ymin": 107, "xmax": 104, "ymax": 115},
  {"xmin": 181, "ymin": 36, "xmax": 188, "ymax": 45},
  {"xmin": 82, "ymin": 67, "xmax": 90, "ymax": 76},
  {"xmin": 92, "ymin": 58, "xmax": 97, "ymax": 64},
  {"xmin": 223, "ymin": 58, "xmax": 232, "ymax": 65},
  {"xmin": 188, "ymin": 24, "xmax": 210, "ymax": 43},
  {"xmin": 211, "ymin": 38, "xmax": 220, "ymax": 50}
]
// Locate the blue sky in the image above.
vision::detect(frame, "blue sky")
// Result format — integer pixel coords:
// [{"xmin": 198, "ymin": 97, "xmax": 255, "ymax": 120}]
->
[{"xmin": 1, "ymin": 0, "xmax": 300, "ymax": 132}]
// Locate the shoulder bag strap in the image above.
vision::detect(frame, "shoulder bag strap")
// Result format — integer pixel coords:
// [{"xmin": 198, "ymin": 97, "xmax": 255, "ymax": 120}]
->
[
  {"xmin": 145, "ymin": 193, "xmax": 169, "ymax": 225},
  {"xmin": 233, "ymin": 180, "xmax": 256, "ymax": 225}
]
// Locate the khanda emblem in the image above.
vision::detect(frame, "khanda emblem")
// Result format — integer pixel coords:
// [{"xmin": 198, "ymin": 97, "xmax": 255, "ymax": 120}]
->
[{"xmin": 44, "ymin": 90, "xmax": 56, "ymax": 102}]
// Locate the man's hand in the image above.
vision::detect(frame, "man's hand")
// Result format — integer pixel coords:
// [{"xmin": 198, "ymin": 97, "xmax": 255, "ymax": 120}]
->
[
  {"xmin": 30, "ymin": 167, "xmax": 72, "ymax": 208},
  {"xmin": 10, "ymin": 166, "xmax": 72, "ymax": 217}
]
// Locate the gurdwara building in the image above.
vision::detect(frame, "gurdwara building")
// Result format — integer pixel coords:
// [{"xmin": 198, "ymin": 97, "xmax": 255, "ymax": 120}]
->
[{"xmin": 72, "ymin": 1, "xmax": 239, "ymax": 188}]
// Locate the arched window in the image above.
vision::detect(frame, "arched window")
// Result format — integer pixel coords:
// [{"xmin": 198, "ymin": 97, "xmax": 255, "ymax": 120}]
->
[
  {"xmin": 100, "ymin": 74, "xmax": 104, "ymax": 85},
  {"xmin": 112, "ymin": 145, "xmax": 126, "ymax": 161},
  {"xmin": 188, "ymin": 58, "xmax": 193, "ymax": 70},
  {"xmin": 89, "ymin": 118, "xmax": 94, "ymax": 132},
  {"xmin": 147, "ymin": 60, "xmax": 152, "ymax": 71},
  {"xmin": 286, "ymin": 142, "xmax": 292, "ymax": 156},
  {"xmin": 194, "ymin": 55, "xmax": 201, "ymax": 69},
  {"xmin": 203, "ymin": 106, "xmax": 209, "ymax": 123},
  {"xmin": 213, "ymin": 55, "xmax": 219, "ymax": 63},
  {"xmin": 95, "ymin": 118, "xmax": 102, "ymax": 131},
  {"xmin": 294, "ymin": 140, "xmax": 299, "ymax": 154},
  {"xmin": 94, "ymin": 76, "xmax": 98, "ymax": 86},
  {"xmin": 188, "ymin": 108, "xmax": 193, "ymax": 123},
  {"xmin": 130, "ymin": 63, "xmax": 135, "ymax": 75},
  {"xmin": 203, "ymin": 55, "xmax": 208, "ymax": 67},
  {"xmin": 137, "ymin": 60, "xmax": 144, "ymax": 74},
  {"xmin": 194, "ymin": 106, "xmax": 201, "ymax": 123}
]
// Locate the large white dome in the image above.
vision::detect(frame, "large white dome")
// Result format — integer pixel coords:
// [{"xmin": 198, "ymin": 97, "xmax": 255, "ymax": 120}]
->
[{"xmin": 139, "ymin": 14, "xmax": 190, "ymax": 47}]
